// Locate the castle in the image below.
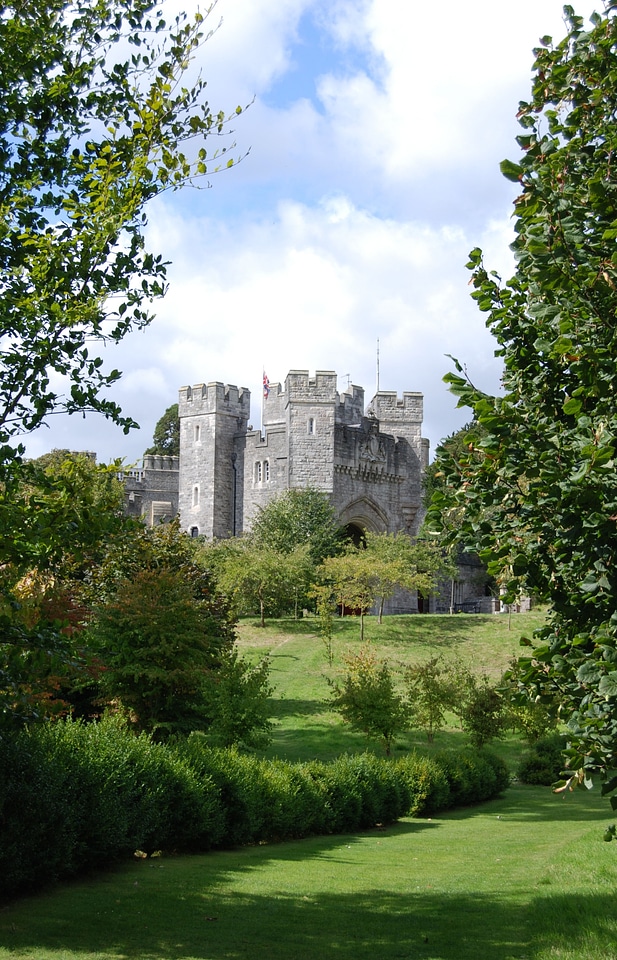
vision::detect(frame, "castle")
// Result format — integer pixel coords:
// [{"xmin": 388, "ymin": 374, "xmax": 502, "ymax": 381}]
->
[{"xmin": 123, "ymin": 369, "xmax": 429, "ymax": 542}]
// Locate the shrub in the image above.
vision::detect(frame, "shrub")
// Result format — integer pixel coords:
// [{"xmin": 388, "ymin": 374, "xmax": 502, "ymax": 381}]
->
[
  {"xmin": 328, "ymin": 648, "xmax": 408, "ymax": 755},
  {"xmin": 0, "ymin": 718, "xmax": 512, "ymax": 899},
  {"xmin": 0, "ymin": 718, "xmax": 226, "ymax": 897},
  {"xmin": 394, "ymin": 753, "xmax": 451, "ymax": 815},
  {"xmin": 517, "ymin": 734, "xmax": 568, "ymax": 785},
  {"xmin": 434, "ymin": 748, "xmax": 509, "ymax": 807}
]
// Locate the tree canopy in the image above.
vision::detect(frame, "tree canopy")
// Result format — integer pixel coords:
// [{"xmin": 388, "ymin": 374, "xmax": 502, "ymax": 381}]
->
[
  {"xmin": 426, "ymin": 3, "xmax": 617, "ymax": 802},
  {"xmin": 145, "ymin": 404, "xmax": 180, "ymax": 457},
  {"xmin": 0, "ymin": 0, "xmax": 243, "ymax": 466},
  {"xmin": 250, "ymin": 488, "xmax": 343, "ymax": 565}
]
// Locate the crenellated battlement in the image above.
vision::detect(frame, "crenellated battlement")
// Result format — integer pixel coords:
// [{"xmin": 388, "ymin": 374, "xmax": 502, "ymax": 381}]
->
[
  {"xmin": 368, "ymin": 390, "xmax": 423, "ymax": 423},
  {"xmin": 142, "ymin": 455, "xmax": 180, "ymax": 472},
  {"xmin": 337, "ymin": 384, "xmax": 365, "ymax": 424},
  {"xmin": 178, "ymin": 381, "xmax": 250, "ymax": 419}
]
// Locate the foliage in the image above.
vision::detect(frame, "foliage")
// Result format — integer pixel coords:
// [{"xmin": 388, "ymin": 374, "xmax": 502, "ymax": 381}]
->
[
  {"xmin": 393, "ymin": 752, "xmax": 451, "ymax": 815},
  {"xmin": 311, "ymin": 582, "xmax": 336, "ymax": 665},
  {"xmin": 0, "ymin": 451, "xmax": 134, "ymax": 727},
  {"xmin": 318, "ymin": 550, "xmax": 379, "ymax": 641},
  {"xmin": 403, "ymin": 655, "xmax": 459, "ymax": 743},
  {"xmin": 517, "ymin": 733, "xmax": 568, "ymax": 786},
  {"xmin": 145, "ymin": 403, "xmax": 180, "ymax": 457},
  {"xmin": 87, "ymin": 521, "xmax": 236, "ymax": 739},
  {"xmin": 250, "ymin": 488, "xmax": 343, "ymax": 566},
  {"xmin": 453, "ymin": 664, "xmax": 508, "ymax": 749},
  {"xmin": 318, "ymin": 534, "xmax": 453, "ymax": 633},
  {"xmin": 203, "ymin": 647, "xmax": 273, "ymax": 749},
  {"xmin": 502, "ymin": 657, "xmax": 560, "ymax": 743},
  {"xmin": 204, "ymin": 538, "xmax": 313, "ymax": 626},
  {"xmin": 363, "ymin": 532, "xmax": 445, "ymax": 622},
  {"xmin": 433, "ymin": 747, "xmax": 510, "ymax": 807},
  {"xmin": 0, "ymin": 717, "xmax": 226, "ymax": 897},
  {"xmin": 0, "ymin": 712, "xmax": 511, "ymax": 899},
  {"xmin": 425, "ymin": 5, "xmax": 617, "ymax": 797},
  {"xmin": 328, "ymin": 648, "xmax": 408, "ymax": 755},
  {"xmin": 0, "ymin": 0, "xmax": 243, "ymax": 463}
]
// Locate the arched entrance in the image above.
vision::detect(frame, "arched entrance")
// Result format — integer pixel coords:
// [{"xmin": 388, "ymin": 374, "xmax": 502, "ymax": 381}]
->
[{"xmin": 337, "ymin": 496, "xmax": 389, "ymax": 540}]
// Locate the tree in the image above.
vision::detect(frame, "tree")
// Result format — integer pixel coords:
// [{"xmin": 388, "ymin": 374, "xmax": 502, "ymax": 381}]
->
[
  {"xmin": 204, "ymin": 647, "xmax": 273, "ymax": 749},
  {"xmin": 363, "ymin": 532, "xmax": 453, "ymax": 622},
  {"xmin": 0, "ymin": 451, "xmax": 133, "ymax": 727},
  {"xmin": 204, "ymin": 539, "xmax": 313, "ymax": 627},
  {"xmin": 0, "ymin": 0, "xmax": 244, "ymax": 717},
  {"xmin": 250, "ymin": 488, "xmax": 343, "ymax": 566},
  {"xmin": 145, "ymin": 404, "xmax": 180, "ymax": 457},
  {"xmin": 404, "ymin": 656, "xmax": 459, "ymax": 744},
  {"xmin": 318, "ymin": 551, "xmax": 379, "ymax": 641},
  {"xmin": 328, "ymin": 648, "xmax": 408, "ymax": 756},
  {"xmin": 0, "ymin": 0, "xmax": 243, "ymax": 465},
  {"xmin": 87, "ymin": 521, "xmax": 236, "ymax": 739},
  {"xmin": 425, "ymin": 4, "xmax": 617, "ymax": 800}
]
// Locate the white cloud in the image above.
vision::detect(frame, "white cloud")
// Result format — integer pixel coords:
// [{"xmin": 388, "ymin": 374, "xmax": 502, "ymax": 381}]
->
[{"xmin": 21, "ymin": 0, "xmax": 601, "ymax": 465}]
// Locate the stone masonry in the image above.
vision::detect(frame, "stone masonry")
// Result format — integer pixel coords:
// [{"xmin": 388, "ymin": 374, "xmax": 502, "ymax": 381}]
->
[{"xmin": 128, "ymin": 369, "xmax": 431, "ymax": 541}]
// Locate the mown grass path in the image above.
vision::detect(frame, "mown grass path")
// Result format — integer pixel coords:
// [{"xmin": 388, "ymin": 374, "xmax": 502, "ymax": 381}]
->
[{"xmin": 1, "ymin": 783, "xmax": 615, "ymax": 960}]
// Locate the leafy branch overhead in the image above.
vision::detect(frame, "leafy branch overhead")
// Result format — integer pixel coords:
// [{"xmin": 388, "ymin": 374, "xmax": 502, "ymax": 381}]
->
[
  {"xmin": 0, "ymin": 0, "xmax": 247, "ymax": 458},
  {"xmin": 427, "ymin": 3, "xmax": 617, "ymax": 803}
]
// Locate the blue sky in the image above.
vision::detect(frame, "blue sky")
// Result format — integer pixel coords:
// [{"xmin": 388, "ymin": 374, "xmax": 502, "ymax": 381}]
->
[{"xmin": 25, "ymin": 0, "xmax": 600, "ymax": 464}]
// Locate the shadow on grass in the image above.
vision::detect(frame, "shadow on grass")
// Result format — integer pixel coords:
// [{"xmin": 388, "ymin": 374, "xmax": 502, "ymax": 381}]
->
[
  {"xmin": 1, "ymin": 789, "xmax": 613, "ymax": 960},
  {"xmin": 4, "ymin": 856, "xmax": 616, "ymax": 959},
  {"xmin": 268, "ymin": 698, "xmax": 325, "ymax": 719}
]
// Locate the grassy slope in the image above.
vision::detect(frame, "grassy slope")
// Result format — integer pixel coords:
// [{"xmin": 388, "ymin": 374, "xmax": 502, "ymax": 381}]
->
[{"xmin": 237, "ymin": 609, "xmax": 547, "ymax": 765}]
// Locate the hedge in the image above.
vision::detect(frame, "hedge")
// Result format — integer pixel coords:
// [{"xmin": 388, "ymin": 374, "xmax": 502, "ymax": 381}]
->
[{"xmin": 0, "ymin": 718, "xmax": 509, "ymax": 898}]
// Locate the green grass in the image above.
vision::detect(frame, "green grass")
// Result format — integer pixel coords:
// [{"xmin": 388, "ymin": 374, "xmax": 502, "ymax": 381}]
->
[
  {"xmin": 237, "ymin": 610, "xmax": 547, "ymax": 765},
  {"xmin": 2, "ymin": 783, "xmax": 616, "ymax": 960},
  {"xmin": 4, "ymin": 608, "xmax": 616, "ymax": 960}
]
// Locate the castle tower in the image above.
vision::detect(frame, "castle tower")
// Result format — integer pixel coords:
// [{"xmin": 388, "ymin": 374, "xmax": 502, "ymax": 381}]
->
[
  {"xmin": 285, "ymin": 370, "xmax": 338, "ymax": 491},
  {"xmin": 178, "ymin": 381, "xmax": 250, "ymax": 538},
  {"xmin": 366, "ymin": 390, "xmax": 429, "ymax": 533}
]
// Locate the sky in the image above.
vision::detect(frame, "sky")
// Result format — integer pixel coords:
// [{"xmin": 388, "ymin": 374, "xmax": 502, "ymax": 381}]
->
[{"xmin": 24, "ymin": 0, "xmax": 601, "ymax": 465}]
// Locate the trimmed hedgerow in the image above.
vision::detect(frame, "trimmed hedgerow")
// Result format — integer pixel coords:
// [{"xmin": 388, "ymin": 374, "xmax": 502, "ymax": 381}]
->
[
  {"xmin": 0, "ymin": 718, "xmax": 226, "ymax": 897},
  {"xmin": 0, "ymin": 719, "xmax": 509, "ymax": 899},
  {"xmin": 433, "ymin": 747, "xmax": 510, "ymax": 807},
  {"xmin": 393, "ymin": 752, "xmax": 451, "ymax": 815}
]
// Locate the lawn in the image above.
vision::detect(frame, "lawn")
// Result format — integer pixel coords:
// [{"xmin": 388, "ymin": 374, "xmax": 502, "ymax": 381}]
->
[
  {"xmin": 1, "ymin": 784, "xmax": 615, "ymax": 960},
  {"xmin": 237, "ymin": 609, "xmax": 548, "ymax": 766},
  {"xmin": 3, "ymin": 608, "xmax": 616, "ymax": 960}
]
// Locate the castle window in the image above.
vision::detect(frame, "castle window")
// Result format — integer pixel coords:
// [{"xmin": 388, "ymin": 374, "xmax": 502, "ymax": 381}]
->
[
  {"xmin": 255, "ymin": 461, "xmax": 262, "ymax": 483},
  {"xmin": 308, "ymin": 417, "xmax": 315, "ymax": 435},
  {"xmin": 190, "ymin": 526, "xmax": 199, "ymax": 538},
  {"xmin": 264, "ymin": 459, "xmax": 270, "ymax": 482},
  {"xmin": 194, "ymin": 424, "xmax": 200, "ymax": 443},
  {"xmin": 193, "ymin": 485, "xmax": 199, "ymax": 507}
]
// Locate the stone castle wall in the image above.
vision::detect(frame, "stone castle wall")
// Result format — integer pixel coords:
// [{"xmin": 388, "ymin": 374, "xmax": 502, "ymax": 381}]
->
[{"xmin": 125, "ymin": 370, "xmax": 429, "ymax": 544}]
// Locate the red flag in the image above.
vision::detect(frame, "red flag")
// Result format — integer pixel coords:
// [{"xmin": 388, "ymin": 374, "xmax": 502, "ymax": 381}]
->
[{"xmin": 263, "ymin": 371, "xmax": 270, "ymax": 399}]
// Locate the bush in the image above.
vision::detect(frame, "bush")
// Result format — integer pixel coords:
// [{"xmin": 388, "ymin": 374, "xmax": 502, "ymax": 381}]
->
[
  {"xmin": 0, "ymin": 718, "xmax": 512, "ymax": 899},
  {"xmin": 0, "ymin": 718, "xmax": 226, "ymax": 897},
  {"xmin": 394, "ymin": 753, "xmax": 451, "ymax": 815},
  {"xmin": 517, "ymin": 734, "xmax": 568, "ymax": 785},
  {"xmin": 434, "ymin": 748, "xmax": 509, "ymax": 807}
]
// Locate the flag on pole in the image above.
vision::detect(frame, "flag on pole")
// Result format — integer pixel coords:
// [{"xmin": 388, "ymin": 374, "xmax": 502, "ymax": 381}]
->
[{"xmin": 263, "ymin": 371, "xmax": 270, "ymax": 399}]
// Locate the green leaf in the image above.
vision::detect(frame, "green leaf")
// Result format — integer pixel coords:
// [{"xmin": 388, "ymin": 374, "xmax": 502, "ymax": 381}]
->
[{"xmin": 500, "ymin": 159, "xmax": 524, "ymax": 182}]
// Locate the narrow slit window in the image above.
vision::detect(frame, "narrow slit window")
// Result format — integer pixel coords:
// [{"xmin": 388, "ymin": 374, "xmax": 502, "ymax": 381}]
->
[
  {"xmin": 193, "ymin": 485, "xmax": 199, "ymax": 507},
  {"xmin": 308, "ymin": 417, "xmax": 315, "ymax": 435},
  {"xmin": 255, "ymin": 461, "xmax": 262, "ymax": 483},
  {"xmin": 194, "ymin": 424, "xmax": 200, "ymax": 442},
  {"xmin": 264, "ymin": 460, "xmax": 270, "ymax": 482}
]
